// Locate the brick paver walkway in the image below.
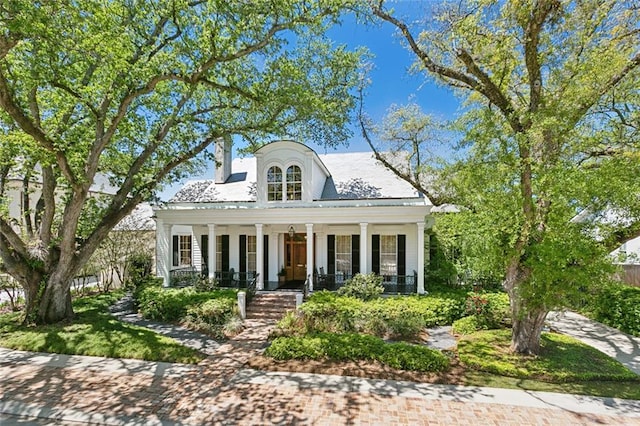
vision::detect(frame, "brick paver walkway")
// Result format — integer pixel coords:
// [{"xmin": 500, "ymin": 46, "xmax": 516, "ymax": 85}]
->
[{"xmin": 1, "ymin": 302, "xmax": 640, "ymax": 425}]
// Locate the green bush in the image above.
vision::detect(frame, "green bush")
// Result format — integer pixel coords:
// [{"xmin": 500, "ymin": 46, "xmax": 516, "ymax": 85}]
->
[
  {"xmin": 452, "ymin": 315, "xmax": 482, "ymax": 335},
  {"xmin": 182, "ymin": 298, "xmax": 240, "ymax": 338},
  {"xmin": 337, "ymin": 273, "xmax": 384, "ymax": 301},
  {"xmin": 464, "ymin": 291, "xmax": 510, "ymax": 329},
  {"xmin": 265, "ymin": 332, "xmax": 449, "ymax": 372},
  {"xmin": 136, "ymin": 285, "xmax": 237, "ymax": 322},
  {"xmin": 291, "ymin": 291, "xmax": 467, "ymax": 340},
  {"xmin": 126, "ymin": 253, "xmax": 153, "ymax": 288},
  {"xmin": 589, "ymin": 283, "xmax": 640, "ymax": 337}
]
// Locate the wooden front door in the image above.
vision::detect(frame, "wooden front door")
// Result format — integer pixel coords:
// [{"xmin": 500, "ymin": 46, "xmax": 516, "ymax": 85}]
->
[{"xmin": 285, "ymin": 233, "xmax": 307, "ymax": 281}]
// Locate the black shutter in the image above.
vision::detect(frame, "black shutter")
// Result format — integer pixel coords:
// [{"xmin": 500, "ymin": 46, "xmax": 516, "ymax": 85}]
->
[
  {"xmin": 221, "ymin": 235, "xmax": 229, "ymax": 271},
  {"xmin": 263, "ymin": 234, "xmax": 269, "ymax": 282},
  {"xmin": 172, "ymin": 235, "xmax": 179, "ymax": 267},
  {"xmin": 351, "ymin": 235, "xmax": 360, "ymax": 275},
  {"xmin": 397, "ymin": 234, "xmax": 406, "ymax": 277},
  {"xmin": 327, "ymin": 234, "xmax": 335, "ymax": 275},
  {"xmin": 201, "ymin": 235, "xmax": 209, "ymax": 267},
  {"xmin": 372, "ymin": 234, "xmax": 380, "ymax": 274},
  {"xmin": 239, "ymin": 235, "xmax": 247, "ymax": 273}
]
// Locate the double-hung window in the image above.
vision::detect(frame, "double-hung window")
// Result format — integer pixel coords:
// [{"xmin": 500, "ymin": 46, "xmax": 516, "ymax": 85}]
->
[
  {"xmin": 172, "ymin": 234, "xmax": 192, "ymax": 267},
  {"xmin": 247, "ymin": 235, "xmax": 257, "ymax": 272},
  {"xmin": 335, "ymin": 235, "xmax": 352, "ymax": 275},
  {"xmin": 380, "ymin": 235, "xmax": 397, "ymax": 276},
  {"xmin": 286, "ymin": 165, "xmax": 302, "ymax": 200}
]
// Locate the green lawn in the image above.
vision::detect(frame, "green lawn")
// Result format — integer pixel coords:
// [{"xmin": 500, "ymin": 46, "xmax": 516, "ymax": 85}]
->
[
  {"xmin": 0, "ymin": 291, "xmax": 205, "ymax": 364},
  {"xmin": 458, "ymin": 329, "xmax": 640, "ymax": 399}
]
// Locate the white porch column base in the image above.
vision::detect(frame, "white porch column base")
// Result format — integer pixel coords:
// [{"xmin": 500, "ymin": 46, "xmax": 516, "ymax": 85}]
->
[
  {"xmin": 359, "ymin": 222, "xmax": 368, "ymax": 274},
  {"xmin": 417, "ymin": 222, "xmax": 425, "ymax": 294},
  {"xmin": 208, "ymin": 224, "xmax": 216, "ymax": 280},
  {"xmin": 306, "ymin": 223, "xmax": 314, "ymax": 292},
  {"xmin": 256, "ymin": 224, "xmax": 264, "ymax": 290}
]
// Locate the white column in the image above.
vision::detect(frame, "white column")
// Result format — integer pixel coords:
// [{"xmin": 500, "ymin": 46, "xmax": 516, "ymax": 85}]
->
[
  {"xmin": 417, "ymin": 222, "xmax": 425, "ymax": 294},
  {"xmin": 256, "ymin": 223, "xmax": 264, "ymax": 290},
  {"xmin": 207, "ymin": 224, "xmax": 216, "ymax": 280},
  {"xmin": 359, "ymin": 222, "xmax": 368, "ymax": 274},
  {"xmin": 306, "ymin": 223, "xmax": 314, "ymax": 291},
  {"xmin": 156, "ymin": 221, "xmax": 172, "ymax": 287}
]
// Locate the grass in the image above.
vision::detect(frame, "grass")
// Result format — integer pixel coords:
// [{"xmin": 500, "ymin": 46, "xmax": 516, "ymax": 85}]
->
[
  {"xmin": 457, "ymin": 329, "xmax": 640, "ymax": 399},
  {"xmin": 0, "ymin": 291, "xmax": 205, "ymax": 364}
]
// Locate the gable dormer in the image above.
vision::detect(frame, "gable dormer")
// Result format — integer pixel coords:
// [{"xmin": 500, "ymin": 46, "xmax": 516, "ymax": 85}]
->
[{"xmin": 255, "ymin": 140, "xmax": 330, "ymax": 205}]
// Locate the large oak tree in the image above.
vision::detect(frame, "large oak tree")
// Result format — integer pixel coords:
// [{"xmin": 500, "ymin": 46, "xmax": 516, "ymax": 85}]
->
[
  {"xmin": 366, "ymin": 0, "xmax": 640, "ymax": 354},
  {"xmin": 0, "ymin": 0, "xmax": 360, "ymax": 324}
]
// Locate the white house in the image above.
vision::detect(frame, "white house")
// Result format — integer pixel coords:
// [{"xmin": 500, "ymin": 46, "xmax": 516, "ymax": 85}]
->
[{"xmin": 153, "ymin": 139, "xmax": 433, "ymax": 293}]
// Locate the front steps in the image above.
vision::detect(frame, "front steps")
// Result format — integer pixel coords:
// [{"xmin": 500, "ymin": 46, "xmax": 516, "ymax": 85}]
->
[{"xmin": 246, "ymin": 292, "xmax": 298, "ymax": 321}]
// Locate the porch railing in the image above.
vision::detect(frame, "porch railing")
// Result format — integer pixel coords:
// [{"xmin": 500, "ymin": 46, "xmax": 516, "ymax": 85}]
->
[
  {"xmin": 169, "ymin": 266, "xmax": 200, "ymax": 287},
  {"xmin": 314, "ymin": 271, "xmax": 418, "ymax": 294}
]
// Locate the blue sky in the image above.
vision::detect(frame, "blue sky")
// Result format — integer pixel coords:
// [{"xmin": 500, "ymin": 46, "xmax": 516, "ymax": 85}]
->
[{"xmin": 159, "ymin": 9, "xmax": 460, "ymax": 201}]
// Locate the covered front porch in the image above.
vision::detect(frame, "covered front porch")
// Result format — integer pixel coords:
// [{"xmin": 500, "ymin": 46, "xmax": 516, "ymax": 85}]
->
[{"xmin": 155, "ymin": 219, "xmax": 428, "ymax": 294}]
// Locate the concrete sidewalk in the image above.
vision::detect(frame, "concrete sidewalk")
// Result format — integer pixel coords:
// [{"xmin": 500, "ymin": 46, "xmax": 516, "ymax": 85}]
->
[{"xmin": 1, "ymin": 298, "xmax": 640, "ymax": 425}]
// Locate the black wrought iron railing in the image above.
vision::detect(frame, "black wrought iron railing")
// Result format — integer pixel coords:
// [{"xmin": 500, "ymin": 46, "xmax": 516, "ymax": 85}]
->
[
  {"xmin": 215, "ymin": 270, "xmax": 257, "ymax": 290},
  {"xmin": 169, "ymin": 266, "xmax": 199, "ymax": 287},
  {"xmin": 313, "ymin": 271, "xmax": 418, "ymax": 294},
  {"xmin": 246, "ymin": 273, "xmax": 258, "ymax": 302}
]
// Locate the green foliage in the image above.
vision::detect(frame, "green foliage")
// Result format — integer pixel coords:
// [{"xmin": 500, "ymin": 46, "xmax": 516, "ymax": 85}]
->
[
  {"xmin": 284, "ymin": 290, "xmax": 467, "ymax": 340},
  {"xmin": 265, "ymin": 332, "xmax": 449, "ymax": 372},
  {"xmin": 125, "ymin": 253, "xmax": 153, "ymax": 289},
  {"xmin": 182, "ymin": 298, "xmax": 240, "ymax": 339},
  {"xmin": 464, "ymin": 291, "xmax": 510, "ymax": 329},
  {"xmin": 136, "ymin": 286, "xmax": 237, "ymax": 323},
  {"xmin": 452, "ymin": 315, "xmax": 482, "ymax": 335},
  {"xmin": 337, "ymin": 273, "xmax": 384, "ymax": 301},
  {"xmin": 0, "ymin": 291, "xmax": 204, "ymax": 363},
  {"xmin": 587, "ymin": 283, "xmax": 640, "ymax": 337},
  {"xmin": 458, "ymin": 330, "xmax": 638, "ymax": 382}
]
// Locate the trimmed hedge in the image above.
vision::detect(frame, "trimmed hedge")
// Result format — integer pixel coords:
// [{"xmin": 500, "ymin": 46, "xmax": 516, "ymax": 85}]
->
[
  {"xmin": 137, "ymin": 285, "xmax": 237, "ymax": 322},
  {"xmin": 589, "ymin": 284, "xmax": 640, "ymax": 337},
  {"xmin": 265, "ymin": 332, "xmax": 450, "ymax": 372}
]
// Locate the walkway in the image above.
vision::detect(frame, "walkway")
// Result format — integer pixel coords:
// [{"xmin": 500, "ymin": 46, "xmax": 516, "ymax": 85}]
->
[
  {"xmin": 547, "ymin": 310, "xmax": 640, "ymax": 375},
  {"xmin": 0, "ymin": 301, "xmax": 639, "ymax": 425}
]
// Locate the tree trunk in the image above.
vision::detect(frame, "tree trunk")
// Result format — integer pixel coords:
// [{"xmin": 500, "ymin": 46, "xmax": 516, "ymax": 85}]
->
[
  {"xmin": 504, "ymin": 258, "xmax": 548, "ymax": 355},
  {"xmin": 35, "ymin": 276, "xmax": 74, "ymax": 324},
  {"xmin": 510, "ymin": 305, "xmax": 548, "ymax": 355}
]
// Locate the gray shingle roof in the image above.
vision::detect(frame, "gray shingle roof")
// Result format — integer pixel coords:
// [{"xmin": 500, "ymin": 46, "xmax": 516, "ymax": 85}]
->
[{"xmin": 170, "ymin": 152, "xmax": 422, "ymax": 203}]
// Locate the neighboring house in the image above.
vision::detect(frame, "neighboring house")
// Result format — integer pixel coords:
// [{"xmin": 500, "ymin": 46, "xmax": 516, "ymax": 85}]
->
[
  {"xmin": 573, "ymin": 207, "xmax": 640, "ymax": 286},
  {"xmin": 2, "ymin": 164, "xmax": 118, "ymax": 233},
  {"xmin": 153, "ymin": 139, "xmax": 434, "ymax": 293}
]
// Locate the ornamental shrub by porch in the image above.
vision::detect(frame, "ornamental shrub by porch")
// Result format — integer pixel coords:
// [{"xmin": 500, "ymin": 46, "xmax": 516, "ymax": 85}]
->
[{"xmin": 337, "ymin": 273, "xmax": 384, "ymax": 301}]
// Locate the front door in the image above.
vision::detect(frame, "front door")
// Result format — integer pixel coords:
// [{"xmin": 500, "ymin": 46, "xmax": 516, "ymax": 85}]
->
[{"xmin": 285, "ymin": 233, "xmax": 306, "ymax": 281}]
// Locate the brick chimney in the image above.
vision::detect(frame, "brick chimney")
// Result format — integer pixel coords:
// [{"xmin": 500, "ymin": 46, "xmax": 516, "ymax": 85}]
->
[{"xmin": 215, "ymin": 135, "xmax": 232, "ymax": 184}]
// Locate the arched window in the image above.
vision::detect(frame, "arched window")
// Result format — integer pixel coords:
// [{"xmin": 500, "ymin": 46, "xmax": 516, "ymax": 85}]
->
[
  {"xmin": 267, "ymin": 166, "xmax": 282, "ymax": 201},
  {"xmin": 286, "ymin": 165, "xmax": 302, "ymax": 201}
]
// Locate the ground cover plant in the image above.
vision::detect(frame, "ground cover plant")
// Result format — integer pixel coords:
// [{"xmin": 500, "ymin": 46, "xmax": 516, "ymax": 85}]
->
[
  {"xmin": 0, "ymin": 291, "xmax": 204, "ymax": 363},
  {"xmin": 265, "ymin": 332, "xmax": 449, "ymax": 372},
  {"xmin": 135, "ymin": 280, "xmax": 241, "ymax": 339}
]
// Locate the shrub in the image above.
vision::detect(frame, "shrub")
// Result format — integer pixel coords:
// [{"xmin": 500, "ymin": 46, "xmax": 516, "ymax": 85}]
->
[
  {"xmin": 126, "ymin": 253, "xmax": 153, "ymax": 288},
  {"xmin": 265, "ymin": 332, "xmax": 449, "ymax": 372},
  {"xmin": 464, "ymin": 291, "xmax": 510, "ymax": 329},
  {"xmin": 337, "ymin": 273, "xmax": 384, "ymax": 301},
  {"xmin": 452, "ymin": 315, "xmax": 482, "ymax": 335},
  {"xmin": 136, "ymin": 285, "xmax": 237, "ymax": 322},
  {"xmin": 589, "ymin": 283, "xmax": 640, "ymax": 337}
]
